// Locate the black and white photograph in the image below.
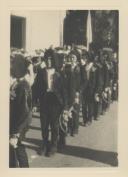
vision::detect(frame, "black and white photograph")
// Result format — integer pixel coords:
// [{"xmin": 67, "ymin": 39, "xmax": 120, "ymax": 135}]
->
[{"xmin": 9, "ymin": 10, "xmax": 119, "ymax": 168}]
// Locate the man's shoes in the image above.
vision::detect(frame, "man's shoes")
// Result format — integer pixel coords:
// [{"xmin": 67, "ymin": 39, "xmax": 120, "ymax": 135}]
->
[
  {"xmin": 81, "ymin": 122, "xmax": 86, "ymax": 127},
  {"xmin": 87, "ymin": 121, "xmax": 92, "ymax": 125},
  {"xmin": 94, "ymin": 117, "xmax": 98, "ymax": 121},
  {"xmin": 46, "ymin": 145, "xmax": 57, "ymax": 157},
  {"xmin": 37, "ymin": 142, "xmax": 48, "ymax": 156},
  {"xmin": 38, "ymin": 146, "xmax": 46, "ymax": 156}
]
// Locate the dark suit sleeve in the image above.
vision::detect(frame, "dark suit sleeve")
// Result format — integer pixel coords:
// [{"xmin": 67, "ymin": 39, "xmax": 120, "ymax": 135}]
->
[
  {"xmin": 59, "ymin": 71, "xmax": 68, "ymax": 110},
  {"xmin": 32, "ymin": 68, "xmax": 42, "ymax": 106},
  {"xmin": 95, "ymin": 68, "xmax": 102, "ymax": 94},
  {"xmin": 103, "ymin": 64, "xmax": 109, "ymax": 89},
  {"xmin": 74, "ymin": 66, "xmax": 81, "ymax": 92},
  {"xmin": 32, "ymin": 74, "xmax": 39, "ymax": 106},
  {"xmin": 80, "ymin": 66, "xmax": 87, "ymax": 92}
]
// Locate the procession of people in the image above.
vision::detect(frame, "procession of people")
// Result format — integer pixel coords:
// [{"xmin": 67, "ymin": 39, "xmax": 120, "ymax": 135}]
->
[{"xmin": 9, "ymin": 43, "xmax": 118, "ymax": 167}]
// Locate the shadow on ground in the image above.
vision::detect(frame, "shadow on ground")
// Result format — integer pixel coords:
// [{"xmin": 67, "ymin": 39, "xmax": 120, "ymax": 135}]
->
[
  {"xmin": 29, "ymin": 125, "xmax": 41, "ymax": 131},
  {"xmin": 24, "ymin": 137, "xmax": 42, "ymax": 146},
  {"xmin": 58, "ymin": 145, "xmax": 118, "ymax": 167},
  {"xmin": 24, "ymin": 138, "xmax": 118, "ymax": 167}
]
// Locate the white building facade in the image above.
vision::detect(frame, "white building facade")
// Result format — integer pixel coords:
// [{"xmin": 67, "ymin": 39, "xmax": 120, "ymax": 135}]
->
[{"xmin": 11, "ymin": 11, "xmax": 66, "ymax": 52}]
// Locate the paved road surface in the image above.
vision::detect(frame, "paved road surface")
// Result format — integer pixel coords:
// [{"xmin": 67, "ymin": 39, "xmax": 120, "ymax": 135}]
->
[{"xmin": 24, "ymin": 101, "xmax": 118, "ymax": 167}]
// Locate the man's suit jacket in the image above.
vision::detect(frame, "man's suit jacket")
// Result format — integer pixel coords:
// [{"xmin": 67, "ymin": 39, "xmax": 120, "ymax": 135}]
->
[
  {"xmin": 33, "ymin": 66, "xmax": 66, "ymax": 108},
  {"xmin": 60, "ymin": 66, "xmax": 76, "ymax": 109}
]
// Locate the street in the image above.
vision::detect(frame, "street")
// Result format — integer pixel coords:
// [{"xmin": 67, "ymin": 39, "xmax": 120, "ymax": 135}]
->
[{"xmin": 24, "ymin": 101, "xmax": 118, "ymax": 167}]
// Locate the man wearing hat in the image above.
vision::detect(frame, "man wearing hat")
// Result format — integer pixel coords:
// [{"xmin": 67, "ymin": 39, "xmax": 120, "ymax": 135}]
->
[
  {"xmin": 100, "ymin": 51, "xmax": 113, "ymax": 114},
  {"xmin": 70, "ymin": 54, "xmax": 81, "ymax": 134},
  {"xmin": 92, "ymin": 53, "xmax": 104, "ymax": 120},
  {"xmin": 60, "ymin": 54, "xmax": 79, "ymax": 136},
  {"xmin": 80, "ymin": 52, "xmax": 97, "ymax": 126},
  {"xmin": 33, "ymin": 54, "xmax": 66, "ymax": 157}
]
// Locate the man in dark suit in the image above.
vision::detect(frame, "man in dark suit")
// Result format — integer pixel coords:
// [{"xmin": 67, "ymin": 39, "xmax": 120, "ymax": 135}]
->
[
  {"xmin": 101, "ymin": 52, "xmax": 113, "ymax": 114},
  {"xmin": 33, "ymin": 55, "xmax": 66, "ymax": 156},
  {"xmin": 80, "ymin": 52, "xmax": 97, "ymax": 126},
  {"xmin": 93, "ymin": 53, "xmax": 104, "ymax": 120},
  {"xmin": 111, "ymin": 52, "xmax": 118, "ymax": 101},
  {"xmin": 60, "ymin": 54, "xmax": 77, "ymax": 136},
  {"xmin": 70, "ymin": 54, "xmax": 81, "ymax": 134}
]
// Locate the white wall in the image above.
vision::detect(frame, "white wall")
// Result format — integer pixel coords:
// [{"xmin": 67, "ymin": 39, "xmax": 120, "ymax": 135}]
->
[
  {"xmin": 30, "ymin": 11, "xmax": 61, "ymax": 51},
  {"xmin": 11, "ymin": 10, "xmax": 66, "ymax": 52}
]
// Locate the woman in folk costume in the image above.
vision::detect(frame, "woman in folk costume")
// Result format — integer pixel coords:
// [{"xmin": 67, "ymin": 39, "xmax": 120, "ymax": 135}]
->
[{"xmin": 10, "ymin": 53, "xmax": 34, "ymax": 167}]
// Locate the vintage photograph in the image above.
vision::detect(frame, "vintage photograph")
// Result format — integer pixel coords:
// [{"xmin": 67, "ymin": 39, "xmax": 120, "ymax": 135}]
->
[{"xmin": 10, "ymin": 10, "xmax": 118, "ymax": 168}]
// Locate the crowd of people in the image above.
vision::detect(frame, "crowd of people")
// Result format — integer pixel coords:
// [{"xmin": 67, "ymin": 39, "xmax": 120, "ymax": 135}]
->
[{"xmin": 9, "ymin": 44, "xmax": 118, "ymax": 167}]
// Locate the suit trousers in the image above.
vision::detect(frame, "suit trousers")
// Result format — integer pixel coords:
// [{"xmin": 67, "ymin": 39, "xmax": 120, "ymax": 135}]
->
[
  {"xmin": 40, "ymin": 92, "xmax": 62, "ymax": 148},
  {"xmin": 82, "ymin": 92, "xmax": 94, "ymax": 124}
]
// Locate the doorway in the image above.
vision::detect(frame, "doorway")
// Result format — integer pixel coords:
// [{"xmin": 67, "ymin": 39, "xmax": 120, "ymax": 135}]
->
[{"xmin": 10, "ymin": 15, "xmax": 26, "ymax": 49}]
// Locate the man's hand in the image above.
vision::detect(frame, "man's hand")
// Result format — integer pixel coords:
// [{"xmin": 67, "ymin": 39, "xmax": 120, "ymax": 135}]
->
[
  {"xmin": 102, "ymin": 91, "xmax": 107, "ymax": 99},
  {"xmin": 10, "ymin": 90, "xmax": 16, "ymax": 100},
  {"xmin": 105, "ymin": 87, "xmax": 109, "ymax": 92},
  {"xmin": 32, "ymin": 106, "xmax": 37, "ymax": 113},
  {"xmin": 95, "ymin": 93, "xmax": 100, "ymax": 102},
  {"xmin": 68, "ymin": 110, "xmax": 72, "ymax": 119},
  {"xmin": 9, "ymin": 137, "xmax": 18, "ymax": 148},
  {"xmin": 113, "ymin": 83, "xmax": 117, "ymax": 91},
  {"xmin": 63, "ymin": 110, "xmax": 69, "ymax": 122},
  {"xmin": 75, "ymin": 92, "xmax": 80, "ymax": 104},
  {"xmin": 108, "ymin": 87, "xmax": 112, "ymax": 95}
]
